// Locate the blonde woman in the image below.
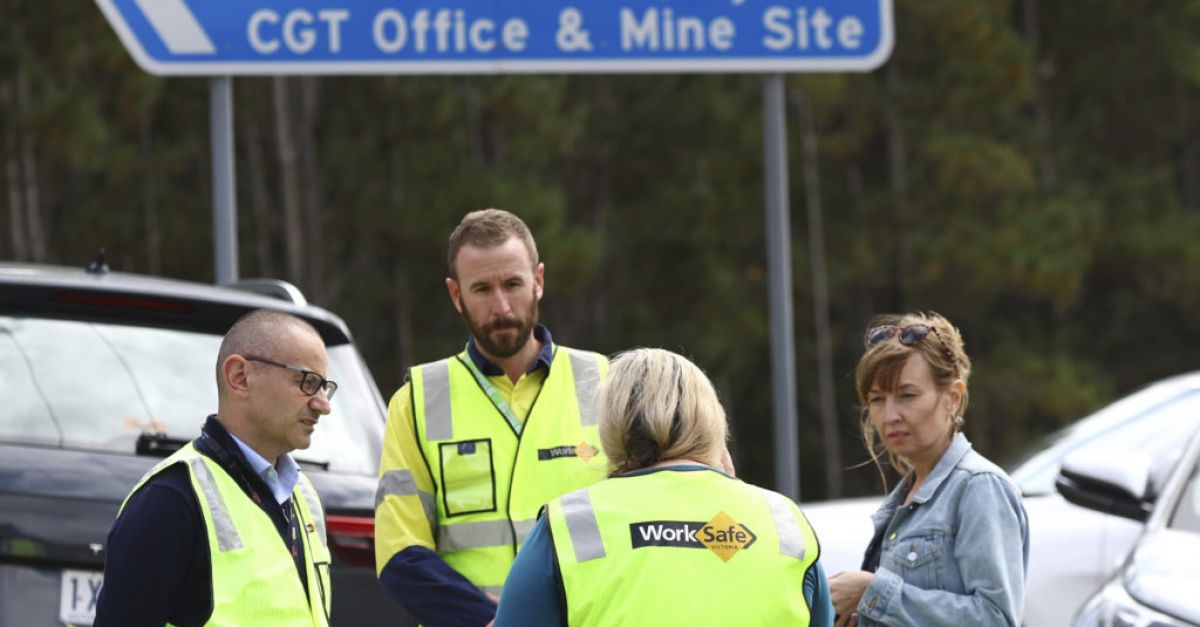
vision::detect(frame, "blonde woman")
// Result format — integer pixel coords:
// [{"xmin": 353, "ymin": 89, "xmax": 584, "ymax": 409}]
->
[
  {"xmin": 494, "ymin": 348, "xmax": 833, "ymax": 627},
  {"xmin": 828, "ymin": 313, "xmax": 1029, "ymax": 626}
]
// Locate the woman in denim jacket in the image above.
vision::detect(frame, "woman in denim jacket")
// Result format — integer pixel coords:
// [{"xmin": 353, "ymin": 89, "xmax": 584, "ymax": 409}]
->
[{"xmin": 828, "ymin": 312, "xmax": 1029, "ymax": 627}]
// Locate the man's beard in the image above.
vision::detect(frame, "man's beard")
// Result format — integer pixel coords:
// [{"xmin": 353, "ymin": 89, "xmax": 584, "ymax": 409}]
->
[{"xmin": 458, "ymin": 294, "xmax": 539, "ymax": 359}]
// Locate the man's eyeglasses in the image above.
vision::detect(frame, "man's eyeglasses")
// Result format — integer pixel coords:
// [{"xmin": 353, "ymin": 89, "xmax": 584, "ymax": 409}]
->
[{"xmin": 244, "ymin": 355, "xmax": 338, "ymax": 400}]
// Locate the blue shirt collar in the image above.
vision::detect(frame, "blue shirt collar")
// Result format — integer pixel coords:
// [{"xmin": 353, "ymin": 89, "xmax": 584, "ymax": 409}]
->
[
  {"xmin": 467, "ymin": 324, "xmax": 555, "ymax": 377},
  {"xmin": 227, "ymin": 432, "xmax": 300, "ymax": 505}
]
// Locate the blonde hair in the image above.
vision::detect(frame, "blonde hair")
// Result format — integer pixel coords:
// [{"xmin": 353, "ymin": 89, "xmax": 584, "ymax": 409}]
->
[
  {"xmin": 598, "ymin": 348, "xmax": 728, "ymax": 475},
  {"xmin": 854, "ymin": 311, "xmax": 971, "ymax": 477}
]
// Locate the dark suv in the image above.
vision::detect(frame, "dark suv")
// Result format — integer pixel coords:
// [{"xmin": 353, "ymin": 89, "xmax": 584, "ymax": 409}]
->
[{"xmin": 0, "ymin": 262, "xmax": 412, "ymax": 626}]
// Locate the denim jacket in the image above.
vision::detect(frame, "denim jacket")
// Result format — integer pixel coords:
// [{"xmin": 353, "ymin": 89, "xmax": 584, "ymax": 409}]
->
[{"xmin": 856, "ymin": 433, "xmax": 1029, "ymax": 627}]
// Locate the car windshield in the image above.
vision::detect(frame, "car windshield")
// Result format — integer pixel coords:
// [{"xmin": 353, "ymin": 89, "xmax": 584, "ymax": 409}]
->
[
  {"xmin": 0, "ymin": 315, "xmax": 382, "ymax": 474},
  {"xmin": 1007, "ymin": 382, "xmax": 1200, "ymax": 496}
]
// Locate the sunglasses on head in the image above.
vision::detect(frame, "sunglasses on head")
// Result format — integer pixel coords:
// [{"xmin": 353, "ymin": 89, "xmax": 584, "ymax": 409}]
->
[
  {"xmin": 865, "ymin": 323, "xmax": 959, "ymax": 369},
  {"xmin": 865, "ymin": 324, "xmax": 935, "ymax": 349}
]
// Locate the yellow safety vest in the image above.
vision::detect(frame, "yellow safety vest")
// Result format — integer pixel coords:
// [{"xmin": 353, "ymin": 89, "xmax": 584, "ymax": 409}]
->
[
  {"xmin": 409, "ymin": 346, "xmax": 609, "ymax": 594},
  {"xmin": 121, "ymin": 443, "xmax": 332, "ymax": 627},
  {"xmin": 547, "ymin": 468, "xmax": 821, "ymax": 627}
]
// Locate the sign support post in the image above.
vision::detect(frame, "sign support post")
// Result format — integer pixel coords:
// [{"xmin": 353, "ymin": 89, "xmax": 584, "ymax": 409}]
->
[
  {"xmin": 210, "ymin": 76, "xmax": 237, "ymax": 285},
  {"xmin": 763, "ymin": 74, "xmax": 799, "ymax": 500}
]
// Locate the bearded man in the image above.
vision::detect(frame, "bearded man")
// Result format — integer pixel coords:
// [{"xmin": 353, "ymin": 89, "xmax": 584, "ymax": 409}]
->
[{"xmin": 375, "ymin": 209, "xmax": 610, "ymax": 627}]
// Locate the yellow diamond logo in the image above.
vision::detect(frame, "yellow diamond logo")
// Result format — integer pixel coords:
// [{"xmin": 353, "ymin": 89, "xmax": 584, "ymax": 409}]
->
[
  {"xmin": 696, "ymin": 512, "xmax": 756, "ymax": 562},
  {"xmin": 575, "ymin": 441, "xmax": 599, "ymax": 462}
]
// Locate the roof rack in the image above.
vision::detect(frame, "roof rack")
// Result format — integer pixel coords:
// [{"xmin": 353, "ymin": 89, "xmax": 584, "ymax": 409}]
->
[{"xmin": 222, "ymin": 278, "xmax": 308, "ymax": 306}]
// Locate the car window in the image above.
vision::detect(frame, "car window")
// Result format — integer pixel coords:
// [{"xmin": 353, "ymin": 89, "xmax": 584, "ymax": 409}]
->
[
  {"xmin": 1008, "ymin": 388, "xmax": 1200, "ymax": 495},
  {"xmin": 0, "ymin": 316, "xmax": 382, "ymax": 473},
  {"xmin": 1168, "ymin": 454, "xmax": 1200, "ymax": 533}
]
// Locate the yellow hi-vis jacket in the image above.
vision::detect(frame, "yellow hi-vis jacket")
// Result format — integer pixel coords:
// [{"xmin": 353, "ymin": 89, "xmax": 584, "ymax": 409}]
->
[
  {"xmin": 121, "ymin": 443, "xmax": 332, "ymax": 627},
  {"xmin": 546, "ymin": 468, "xmax": 821, "ymax": 627},
  {"xmin": 376, "ymin": 345, "xmax": 608, "ymax": 595}
]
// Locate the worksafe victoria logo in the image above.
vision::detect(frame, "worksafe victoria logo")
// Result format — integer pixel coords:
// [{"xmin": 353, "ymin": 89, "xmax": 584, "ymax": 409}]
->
[{"xmin": 630, "ymin": 512, "xmax": 756, "ymax": 562}]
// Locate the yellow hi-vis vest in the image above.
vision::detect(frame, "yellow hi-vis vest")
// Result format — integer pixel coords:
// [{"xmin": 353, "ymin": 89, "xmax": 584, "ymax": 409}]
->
[
  {"xmin": 409, "ymin": 346, "xmax": 609, "ymax": 595},
  {"xmin": 121, "ymin": 443, "xmax": 332, "ymax": 627},
  {"xmin": 546, "ymin": 468, "xmax": 821, "ymax": 627}
]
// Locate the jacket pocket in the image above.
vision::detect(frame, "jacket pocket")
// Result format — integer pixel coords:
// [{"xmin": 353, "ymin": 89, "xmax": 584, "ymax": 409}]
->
[
  {"xmin": 439, "ymin": 439, "xmax": 497, "ymax": 516},
  {"xmin": 884, "ymin": 530, "xmax": 944, "ymax": 589}
]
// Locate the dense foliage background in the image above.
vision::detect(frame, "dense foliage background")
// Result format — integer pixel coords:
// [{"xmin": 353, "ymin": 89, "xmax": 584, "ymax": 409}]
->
[{"xmin": 5, "ymin": 1, "xmax": 1200, "ymax": 500}]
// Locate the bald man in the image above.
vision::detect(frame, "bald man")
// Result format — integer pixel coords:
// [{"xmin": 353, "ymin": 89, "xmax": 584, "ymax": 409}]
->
[{"xmin": 96, "ymin": 310, "xmax": 337, "ymax": 627}]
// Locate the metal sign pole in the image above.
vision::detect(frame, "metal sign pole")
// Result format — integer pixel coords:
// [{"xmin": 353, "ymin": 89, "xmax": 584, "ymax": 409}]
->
[
  {"xmin": 210, "ymin": 76, "xmax": 238, "ymax": 285},
  {"xmin": 763, "ymin": 74, "xmax": 799, "ymax": 501}
]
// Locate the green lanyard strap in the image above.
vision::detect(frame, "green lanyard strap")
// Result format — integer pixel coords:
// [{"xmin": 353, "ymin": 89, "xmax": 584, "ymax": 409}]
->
[{"xmin": 460, "ymin": 344, "xmax": 525, "ymax": 436}]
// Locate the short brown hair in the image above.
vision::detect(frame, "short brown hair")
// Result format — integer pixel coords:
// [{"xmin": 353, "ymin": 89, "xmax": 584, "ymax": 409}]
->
[
  {"xmin": 447, "ymin": 209, "xmax": 538, "ymax": 279},
  {"xmin": 598, "ymin": 348, "xmax": 728, "ymax": 475},
  {"xmin": 855, "ymin": 311, "xmax": 971, "ymax": 477}
]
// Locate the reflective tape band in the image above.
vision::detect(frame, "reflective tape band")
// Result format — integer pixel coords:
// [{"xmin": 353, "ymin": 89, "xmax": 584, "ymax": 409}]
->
[
  {"xmin": 295, "ymin": 477, "xmax": 327, "ymax": 548},
  {"xmin": 423, "ymin": 359, "xmax": 453, "ymax": 441},
  {"xmin": 437, "ymin": 519, "xmax": 516, "ymax": 552},
  {"xmin": 187, "ymin": 458, "xmax": 244, "ymax": 552},
  {"xmin": 568, "ymin": 350, "xmax": 601, "ymax": 427},
  {"xmin": 512, "ymin": 518, "xmax": 538, "ymax": 545},
  {"xmin": 376, "ymin": 469, "xmax": 437, "ymax": 528},
  {"xmin": 760, "ymin": 489, "xmax": 806, "ymax": 560},
  {"xmin": 560, "ymin": 489, "xmax": 605, "ymax": 563}
]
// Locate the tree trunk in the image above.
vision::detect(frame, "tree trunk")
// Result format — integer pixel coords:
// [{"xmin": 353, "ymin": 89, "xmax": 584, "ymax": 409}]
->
[
  {"xmin": 139, "ymin": 108, "xmax": 162, "ymax": 275},
  {"xmin": 15, "ymin": 49, "xmax": 43, "ymax": 262},
  {"xmin": 298, "ymin": 76, "xmax": 325, "ymax": 302},
  {"xmin": 3, "ymin": 79, "xmax": 28, "ymax": 261},
  {"xmin": 795, "ymin": 86, "xmax": 843, "ymax": 499},
  {"xmin": 245, "ymin": 116, "xmax": 274, "ymax": 277},
  {"xmin": 1023, "ymin": 0, "xmax": 1057, "ymax": 188},
  {"xmin": 273, "ymin": 77, "xmax": 304, "ymax": 285},
  {"xmin": 885, "ymin": 63, "xmax": 910, "ymax": 307}
]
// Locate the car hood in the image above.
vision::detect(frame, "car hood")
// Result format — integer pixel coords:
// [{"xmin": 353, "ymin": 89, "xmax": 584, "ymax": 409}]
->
[{"xmin": 1124, "ymin": 528, "xmax": 1200, "ymax": 624}]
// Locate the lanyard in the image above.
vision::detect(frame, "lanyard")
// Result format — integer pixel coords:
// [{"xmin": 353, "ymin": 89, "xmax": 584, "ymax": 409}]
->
[{"xmin": 460, "ymin": 344, "xmax": 525, "ymax": 436}]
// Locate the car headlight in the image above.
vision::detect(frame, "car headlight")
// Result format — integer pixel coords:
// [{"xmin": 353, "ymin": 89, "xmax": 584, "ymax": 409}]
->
[{"xmin": 1074, "ymin": 577, "xmax": 1189, "ymax": 627}]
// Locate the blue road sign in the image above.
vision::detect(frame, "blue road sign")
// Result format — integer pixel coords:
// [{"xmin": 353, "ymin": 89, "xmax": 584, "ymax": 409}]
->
[{"xmin": 95, "ymin": 0, "xmax": 892, "ymax": 76}]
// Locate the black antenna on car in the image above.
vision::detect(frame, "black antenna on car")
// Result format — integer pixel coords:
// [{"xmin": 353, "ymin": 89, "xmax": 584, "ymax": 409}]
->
[{"xmin": 86, "ymin": 248, "xmax": 110, "ymax": 275}]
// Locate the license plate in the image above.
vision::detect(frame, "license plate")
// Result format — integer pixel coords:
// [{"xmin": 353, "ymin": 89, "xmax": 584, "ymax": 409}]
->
[{"xmin": 59, "ymin": 569, "xmax": 103, "ymax": 626}]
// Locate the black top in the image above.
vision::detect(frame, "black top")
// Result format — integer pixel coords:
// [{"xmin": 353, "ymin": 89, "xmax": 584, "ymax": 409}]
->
[{"xmin": 94, "ymin": 416, "xmax": 309, "ymax": 627}]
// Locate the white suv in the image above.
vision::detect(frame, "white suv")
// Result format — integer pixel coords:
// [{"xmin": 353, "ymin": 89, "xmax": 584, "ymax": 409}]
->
[{"xmin": 803, "ymin": 372, "xmax": 1200, "ymax": 627}]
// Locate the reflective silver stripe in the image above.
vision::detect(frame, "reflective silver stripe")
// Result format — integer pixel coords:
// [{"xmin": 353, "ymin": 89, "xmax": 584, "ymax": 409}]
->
[
  {"xmin": 295, "ymin": 476, "xmax": 327, "ymax": 548},
  {"xmin": 376, "ymin": 469, "xmax": 437, "ymax": 528},
  {"xmin": 423, "ymin": 359, "xmax": 453, "ymax": 440},
  {"xmin": 568, "ymin": 350, "xmax": 601, "ymax": 427},
  {"xmin": 187, "ymin": 458, "xmax": 244, "ymax": 552},
  {"xmin": 512, "ymin": 518, "xmax": 538, "ymax": 545},
  {"xmin": 437, "ymin": 520, "xmax": 516, "ymax": 551},
  {"xmin": 560, "ymin": 489, "xmax": 605, "ymax": 562},
  {"xmin": 760, "ymin": 489, "xmax": 806, "ymax": 560},
  {"xmin": 480, "ymin": 585, "xmax": 504, "ymax": 597}
]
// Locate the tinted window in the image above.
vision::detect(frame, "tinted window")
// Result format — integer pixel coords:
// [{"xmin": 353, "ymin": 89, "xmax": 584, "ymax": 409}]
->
[
  {"xmin": 0, "ymin": 316, "xmax": 382, "ymax": 473},
  {"xmin": 1009, "ymin": 388, "xmax": 1200, "ymax": 495}
]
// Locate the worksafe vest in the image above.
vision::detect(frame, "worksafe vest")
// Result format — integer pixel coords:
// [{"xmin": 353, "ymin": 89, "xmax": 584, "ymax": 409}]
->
[
  {"xmin": 409, "ymin": 346, "xmax": 609, "ymax": 594},
  {"xmin": 122, "ymin": 443, "xmax": 332, "ymax": 627},
  {"xmin": 547, "ymin": 469, "xmax": 820, "ymax": 627}
]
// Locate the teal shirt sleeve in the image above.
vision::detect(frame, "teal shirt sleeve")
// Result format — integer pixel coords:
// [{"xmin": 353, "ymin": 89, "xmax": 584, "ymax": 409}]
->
[
  {"xmin": 494, "ymin": 515, "xmax": 561, "ymax": 627},
  {"xmin": 806, "ymin": 559, "xmax": 835, "ymax": 627}
]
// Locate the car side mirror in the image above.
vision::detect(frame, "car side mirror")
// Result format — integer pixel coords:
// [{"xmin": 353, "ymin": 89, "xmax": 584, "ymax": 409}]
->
[{"xmin": 1055, "ymin": 448, "xmax": 1154, "ymax": 522}]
